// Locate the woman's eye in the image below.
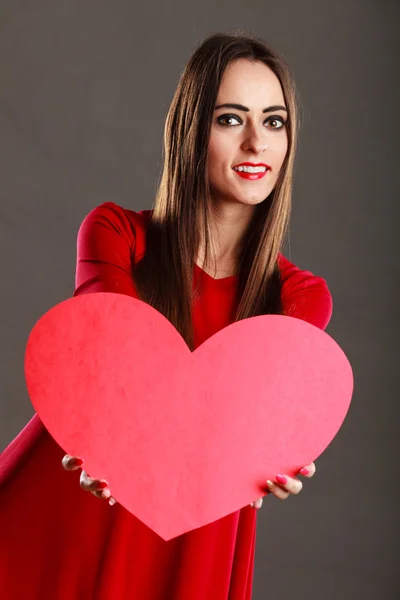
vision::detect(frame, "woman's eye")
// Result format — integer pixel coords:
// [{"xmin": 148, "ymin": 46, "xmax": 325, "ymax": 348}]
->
[
  {"xmin": 217, "ymin": 114, "xmax": 242, "ymax": 126},
  {"xmin": 265, "ymin": 116, "xmax": 286, "ymax": 130}
]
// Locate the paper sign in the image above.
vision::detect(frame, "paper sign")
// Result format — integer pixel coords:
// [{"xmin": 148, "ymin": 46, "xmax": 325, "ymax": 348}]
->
[{"xmin": 25, "ymin": 293, "xmax": 353, "ymax": 540}]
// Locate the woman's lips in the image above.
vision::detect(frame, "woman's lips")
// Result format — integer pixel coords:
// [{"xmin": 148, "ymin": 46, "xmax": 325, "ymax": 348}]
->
[{"xmin": 233, "ymin": 169, "xmax": 269, "ymax": 180}]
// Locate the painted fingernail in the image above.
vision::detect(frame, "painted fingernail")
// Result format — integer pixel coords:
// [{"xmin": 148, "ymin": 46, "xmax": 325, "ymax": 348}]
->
[
  {"xmin": 73, "ymin": 458, "xmax": 84, "ymax": 466},
  {"xmin": 97, "ymin": 481, "xmax": 109, "ymax": 489},
  {"xmin": 300, "ymin": 467, "xmax": 310, "ymax": 476},
  {"xmin": 276, "ymin": 474, "xmax": 288, "ymax": 485}
]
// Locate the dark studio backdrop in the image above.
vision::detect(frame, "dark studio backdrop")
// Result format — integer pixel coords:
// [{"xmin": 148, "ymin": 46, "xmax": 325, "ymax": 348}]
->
[{"xmin": 0, "ymin": 1, "xmax": 398, "ymax": 598}]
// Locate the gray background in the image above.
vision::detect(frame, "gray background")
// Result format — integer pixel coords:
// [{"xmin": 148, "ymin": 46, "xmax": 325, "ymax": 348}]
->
[{"xmin": 1, "ymin": 1, "xmax": 398, "ymax": 598}]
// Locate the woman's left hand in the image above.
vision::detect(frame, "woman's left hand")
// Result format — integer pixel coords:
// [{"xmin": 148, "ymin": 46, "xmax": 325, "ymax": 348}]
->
[{"xmin": 249, "ymin": 462, "xmax": 316, "ymax": 509}]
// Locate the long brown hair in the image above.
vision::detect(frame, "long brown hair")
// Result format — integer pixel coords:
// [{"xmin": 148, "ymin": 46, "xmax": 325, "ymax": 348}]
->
[{"xmin": 133, "ymin": 33, "xmax": 300, "ymax": 350}]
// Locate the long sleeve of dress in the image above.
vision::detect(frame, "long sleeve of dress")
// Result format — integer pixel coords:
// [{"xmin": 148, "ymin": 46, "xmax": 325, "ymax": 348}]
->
[
  {"xmin": 74, "ymin": 202, "xmax": 139, "ymax": 297},
  {"xmin": 279, "ymin": 253, "xmax": 333, "ymax": 330}
]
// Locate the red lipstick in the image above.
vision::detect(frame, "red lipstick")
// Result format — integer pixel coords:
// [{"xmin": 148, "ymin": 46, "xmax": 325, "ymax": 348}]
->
[{"xmin": 232, "ymin": 162, "xmax": 271, "ymax": 181}]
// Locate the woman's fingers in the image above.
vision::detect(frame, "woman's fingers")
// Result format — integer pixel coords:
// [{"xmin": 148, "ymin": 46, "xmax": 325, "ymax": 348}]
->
[
  {"xmin": 61, "ymin": 454, "xmax": 84, "ymax": 471},
  {"xmin": 250, "ymin": 497, "xmax": 264, "ymax": 509},
  {"xmin": 298, "ymin": 462, "xmax": 316, "ymax": 478},
  {"xmin": 62, "ymin": 455, "xmax": 116, "ymax": 505},
  {"xmin": 266, "ymin": 463, "xmax": 317, "ymax": 500},
  {"xmin": 92, "ymin": 488, "xmax": 111, "ymax": 500},
  {"xmin": 79, "ymin": 469, "xmax": 109, "ymax": 493},
  {"xmin": 93, "ymin": 489, "xmax": 117, "ymax": 505},
  {"xmin": 266, "ymin": 474, "xmax": 303, "ymax": 499},
  {"xmin": 266, "ymin": 480, "xmax": 291, "ymax": 499},
  {"xmin": 79, "ymin": 470, "xmax": 117, "ymax": 505}
]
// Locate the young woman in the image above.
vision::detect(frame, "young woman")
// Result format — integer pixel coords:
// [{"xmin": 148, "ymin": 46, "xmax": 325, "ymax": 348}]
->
[{"xmin": 0, "ymin": 33, "xmax": 332, "ymax": 599}]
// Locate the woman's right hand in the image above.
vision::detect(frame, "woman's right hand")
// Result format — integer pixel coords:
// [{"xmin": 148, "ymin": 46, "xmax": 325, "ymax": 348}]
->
[{"xmin": 61, "ymin": 455, "xmax": 116, "ymax": 505}]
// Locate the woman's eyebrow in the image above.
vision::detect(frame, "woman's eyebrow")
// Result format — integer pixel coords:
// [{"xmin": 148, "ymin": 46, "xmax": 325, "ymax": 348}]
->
[{"xmin": 214, "ymin": 103, "xmax": 287, "ymax": 113}]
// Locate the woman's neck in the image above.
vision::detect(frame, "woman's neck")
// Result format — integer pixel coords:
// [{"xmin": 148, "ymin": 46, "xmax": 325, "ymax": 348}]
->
[{"xmin": 196, "ymin": 201, "xmax": 256, "ymax": 278}]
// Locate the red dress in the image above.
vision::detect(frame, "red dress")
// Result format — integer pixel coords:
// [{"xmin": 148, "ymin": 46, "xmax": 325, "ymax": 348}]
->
[{"xmin": 0, "ymin": 202, "xmax": 333, "ymax": 600}]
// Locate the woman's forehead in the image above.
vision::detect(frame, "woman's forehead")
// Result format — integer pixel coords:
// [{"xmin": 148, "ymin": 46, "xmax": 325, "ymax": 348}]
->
[{"xmin": 217, "ymin": 60, "xmax": 285, "ymax": 106}]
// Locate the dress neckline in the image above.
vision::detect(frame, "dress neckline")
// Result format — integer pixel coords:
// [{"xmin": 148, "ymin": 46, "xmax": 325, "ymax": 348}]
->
[{"xmin": 194, "ymin": 263, "xmax": 237, "ymax": 285}]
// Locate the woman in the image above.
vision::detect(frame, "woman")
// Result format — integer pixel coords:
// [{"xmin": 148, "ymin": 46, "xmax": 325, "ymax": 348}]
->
[{"xmin": 0, "ymin": 33, "xmax": 332, "ymax": 599}]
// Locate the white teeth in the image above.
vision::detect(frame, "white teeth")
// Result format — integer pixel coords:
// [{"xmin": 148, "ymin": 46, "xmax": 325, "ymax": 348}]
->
[{"xmin": 234, "ymin": 166, "xmax": 267, "ymax": 173}]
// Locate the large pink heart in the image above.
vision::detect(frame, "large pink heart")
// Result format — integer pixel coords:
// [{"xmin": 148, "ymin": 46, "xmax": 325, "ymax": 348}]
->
[{"xmin": 25, "ymin": 293, "xmax": 353, "ymax": 540}]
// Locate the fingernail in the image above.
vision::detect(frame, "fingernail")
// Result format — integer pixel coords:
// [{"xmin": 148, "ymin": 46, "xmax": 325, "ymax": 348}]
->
[
  {"xmin": 300, "ymin": 467, "xmax": 310, "ymax": 476},
  {"xmin": 74, "ymin": 458, "xmax": 84, "ymax": 466},
  {"xmin": 276, "ymin": 474, "xmax": 288, "ymax": 485},
  {"xmin": 266, "ymin": 480, "xmax": 275, "ymax": 488},
  {"xmin": 109, "ymin": 497, "xmax": 116, "ymax": 506},
  {"xmin": 97, "ymin": 481, "xmax": 109, "ymax": 489}
]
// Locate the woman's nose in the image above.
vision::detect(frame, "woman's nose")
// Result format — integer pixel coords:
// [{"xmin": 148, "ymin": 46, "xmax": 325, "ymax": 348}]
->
[{"xmin": 241, "ymin": 132, "xmax": 267, "ymax": 155}]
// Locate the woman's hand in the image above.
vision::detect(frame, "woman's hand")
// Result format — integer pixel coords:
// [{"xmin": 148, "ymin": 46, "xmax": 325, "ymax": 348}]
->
[
  {"xmin": 61, "ymin": 455, "xmax": 116, "ymax": 506},
  {"xmin": 250, "ymin": 462, "xmax": 316, "ymax": 509},
  {"xmin": 62, "ymin": 454, "xmax": 315, "ymax": 510}
]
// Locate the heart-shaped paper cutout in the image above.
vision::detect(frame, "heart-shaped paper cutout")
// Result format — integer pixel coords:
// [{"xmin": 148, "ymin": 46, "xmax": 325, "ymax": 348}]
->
[{"xmin": 25, "ymin": 293, "xmax": 353, "ymax": 540}]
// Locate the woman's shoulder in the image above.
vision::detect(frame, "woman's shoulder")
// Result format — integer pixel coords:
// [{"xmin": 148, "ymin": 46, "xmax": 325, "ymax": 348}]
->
[
  {"xmin": 78, "ymin": 201, "xmax": 153, "ymax": 262},
  {"xmin": 277, "ymin": 252, "xmax": 333, "ymax": 330},
  {"xmin": 81, "ymin": 201, "xmax": 152, "ymax": 230}
]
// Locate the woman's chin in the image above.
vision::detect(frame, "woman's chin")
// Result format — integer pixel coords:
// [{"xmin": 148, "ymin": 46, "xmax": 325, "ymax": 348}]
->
[
  {"xmin": 211, "ymin": 191, "xmax": 269, "ymax": 209},
  {"xmin": 235, "ymin": 195, "xmax": 268, "ymax": 207}
]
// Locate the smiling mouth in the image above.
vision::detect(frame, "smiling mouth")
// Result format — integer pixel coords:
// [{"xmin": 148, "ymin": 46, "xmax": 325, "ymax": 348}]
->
[{"xmin": 232, "ymin": 168, "xmax": 269, "ymax": 181}]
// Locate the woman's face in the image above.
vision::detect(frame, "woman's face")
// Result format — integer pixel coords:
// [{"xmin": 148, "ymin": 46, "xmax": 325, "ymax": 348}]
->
[{"xmin": 207, "ymin": 58, "xmax": 289, "ymax": 209}]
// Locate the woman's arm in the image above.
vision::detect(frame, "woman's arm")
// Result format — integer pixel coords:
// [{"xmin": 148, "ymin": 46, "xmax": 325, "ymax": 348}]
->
[
  {"xmin": 252, "ymin": 255, "xmax": 333, "ymax": 507},
  {"xmin": 64, "ymin": 202, "xmax": 141, "ymax": 504},
  {"xmin": 279, "ymin": 253, "xmax": 333, "ymax": 331},
  {"xmin": 74, "ymin": 202, "xmax": 139, "ymax": 298}
]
